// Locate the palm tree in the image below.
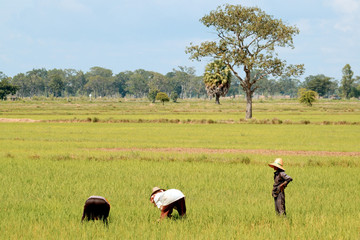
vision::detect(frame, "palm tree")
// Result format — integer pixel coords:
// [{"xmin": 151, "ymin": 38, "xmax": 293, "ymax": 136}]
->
[{"xmin": 203, "ymin": 60, "xmax": 231, "ymax": 104}]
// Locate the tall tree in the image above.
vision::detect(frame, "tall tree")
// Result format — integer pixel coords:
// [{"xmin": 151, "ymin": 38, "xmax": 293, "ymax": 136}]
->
[
  {"xmin": 26, "ymin": 68, "xmax": 48, "ymax": 96},
  {"xmin": 255, "ymin": 77, "xmax": 277, "ymax": 96},
  {"xmin": 75, "ymin": 71, "xmax": 88, "ymax": 95},
  {"xmin": 114, "ymin": 71, "xmax": 131, "ymax": 97},
  {"xmin": 203, "ymin": 60, "xmax": 231, "ymax": 104},
  {"xmin": 186, "ymin": 4, "xmax": 304, "ymax": 118},
  {"xmin": 340, "ymin": 64, "xmax": 355, "ymax": 99},
  {"xmin": 190, "ymin": 76, "xmax": 206, "ymax": 98},
  {"xmin": 0, "ymin": 78, "xmax": 18, "ymax": 100},
  {"xmin": 276, "ymin": 76, "xmax": 300, "ymax": 97},
  {"xmin": 11, "ymin": 73, "xmax": 28, "ymax": 97},
  {"xmin": 303, "ymin": 74, "xmax": 336, "ymax": 97},
  {"xmin": 165, "ymin": 71, "xmax": 182, "ymax": 97},
  {"xmin": 148, "ymin": 88, "xmax": 159, "ymax": 103},
  {"xmin": 125, "ymin": 69, "xmax": 150, "ymax": 97},
  {"xmin": 228, "ymin": 76, "xmax": 242, "ymax": 97},
  {"xmin": 148, "ymin": 72, "xmax": 170, "ymax": 94},
  {"xmin": 63, "ymin": 69, "xmax": 82, "ymax": 96},
  {"xmin": 48, "ymin": 69, "xmax": 65, "ymax": 97},
  {"xmin": 85, "ymin": 67, "xmax": 114, "ymax": 97},
  {"xmin": 49, "ymin": 74, "xmax": 65, "ymax": 97},
  {"xmin": 350, "ymin": 76, "xmax": 360, "ymax": 98},
  {"xmin": 169, "ymin": 66, "xmax": 197, "ymax": 98},
  {"xmin": 0, "ymin": 72, "xmax": 7, "ymax": 80}
]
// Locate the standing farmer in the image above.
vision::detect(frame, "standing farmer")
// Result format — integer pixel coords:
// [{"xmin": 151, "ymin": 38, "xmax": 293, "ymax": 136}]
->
[
  {"xmin": 268, "ymin": 158, "xmax": 293, "ymax": 216},
  {"xmin": 149, "ymin": 187, "xmax": 186, "ymax": 220}
]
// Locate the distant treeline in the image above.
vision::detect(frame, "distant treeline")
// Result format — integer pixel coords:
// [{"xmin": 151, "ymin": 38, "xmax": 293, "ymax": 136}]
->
[{"xmin": 1, "ymin": 64, "xmax": 359, "ymax": 99}]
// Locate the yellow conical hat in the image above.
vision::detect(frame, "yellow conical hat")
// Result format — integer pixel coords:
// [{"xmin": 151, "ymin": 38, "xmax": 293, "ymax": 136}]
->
[{"xmin": 268, "ymin": 158, "xmax": 285, "ymax": 170}]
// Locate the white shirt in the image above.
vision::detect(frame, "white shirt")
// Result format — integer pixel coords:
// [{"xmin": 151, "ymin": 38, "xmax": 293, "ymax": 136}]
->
[{"xmin": 153, "ymin": 189, "xmax": 185, "ymax": 209}]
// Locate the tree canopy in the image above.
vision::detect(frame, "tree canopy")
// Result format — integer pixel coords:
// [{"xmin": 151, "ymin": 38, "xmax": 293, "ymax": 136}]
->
[
  {"xmin": 156, "ymin": 92, "xmax": 170, "ymax": 105},
  {"xmin": 303, "ymin": 75, "xmax": 337, "ymax": 97},
  {"xmin": 340, "ymin": 64, "xmax": 356, "ymax": 99},
  {"xmin": 186, "ymin": 4, "xmax": 304, "ymax": 118},
  {"xmin": 0, "ymin": 75, "xmax": 18, "ymax": 100},
  {"xmin": 1, "ymin": 64, "xmax": 358, "ymax": 101},
  {"xmin": 203, "ymin": 60, "xmax": 231, "ymax": 104},
  {"xmin": 298, "ymin": 88, "xmax": 317, "ymax": 106}
]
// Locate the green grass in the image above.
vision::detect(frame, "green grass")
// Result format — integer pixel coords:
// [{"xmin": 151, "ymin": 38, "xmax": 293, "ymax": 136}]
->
[
  {"xmin": 0, "ymin": 99, "xmax": 359, "ymax": 239},
  {"xmin": 1, "ymin": 97, "xmax": 359, "ymax": 123},
  {"xmin": 1, "ymin": 157, "xmax": 359, "ymax": 239},
  {"xmin": 1, "ymin": 122, "xmax": 359, "ymax": 152}
]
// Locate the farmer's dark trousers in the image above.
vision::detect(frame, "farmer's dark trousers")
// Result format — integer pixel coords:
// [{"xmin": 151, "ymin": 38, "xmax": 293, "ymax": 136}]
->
[
  {"xmin": 274, "ymin": 191, "xmax": 286, "ymax": 215},
  {"xmin": 82, "ymin": 198, "xmax": 110, "ymax": 223},
  {"xmin": 160, "ymin": 197, "xmax": 186, "ymax": 219}
]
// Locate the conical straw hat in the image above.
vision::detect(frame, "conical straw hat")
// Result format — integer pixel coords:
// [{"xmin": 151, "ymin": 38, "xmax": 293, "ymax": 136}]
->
[
  {"xmin": 268, "ymin": 158, "xmax": 285, "ymax": 170},
  {"xmin": 149, "ymin": 187, "xmax": 165, "ymax": 199}
]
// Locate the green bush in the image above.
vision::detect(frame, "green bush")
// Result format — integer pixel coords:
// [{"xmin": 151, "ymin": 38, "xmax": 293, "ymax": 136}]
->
[
  {"xmin": 170, "ymin": 91, "xmax": 178, "ymax": 102},
  {"xmin": 148, "ymin": 89, "xmax": 159, "ymax": 103},
  {"xmin": 298, "ymin": 88, "xmax": 318, "ymax": 106},
  {"xmin": 156, "ymin": 92, "xmax": 170, "ymax": 105}
]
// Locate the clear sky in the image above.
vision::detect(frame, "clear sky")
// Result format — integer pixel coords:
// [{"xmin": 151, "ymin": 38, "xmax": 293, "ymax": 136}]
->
[{"xmin": 1, "ymin": 0, "xmax": 359, "ymax": 81}]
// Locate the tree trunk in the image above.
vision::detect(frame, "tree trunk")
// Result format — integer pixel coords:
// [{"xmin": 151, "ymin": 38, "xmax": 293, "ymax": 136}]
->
[
  {"xmin": 215, "ymin": 93, "xmax": 220, "ymax": 104},
  {"xmin": 245, "ymin": 91, "xmax": 253, "ymax": 119}
]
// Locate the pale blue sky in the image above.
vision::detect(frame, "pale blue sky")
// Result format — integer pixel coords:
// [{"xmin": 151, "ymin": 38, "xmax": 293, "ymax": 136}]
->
[{"xmin": 1, "ymin": 0, "xmax": 359, "ymax": 81}]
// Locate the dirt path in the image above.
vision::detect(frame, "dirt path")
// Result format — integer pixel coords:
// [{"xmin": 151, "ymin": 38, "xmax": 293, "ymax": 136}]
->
[
  {"xmin": 0, "ymin": 118, "xmax": 40, "ymax": 123},
  {"xmin": 98, "ymin": 147, "xmax": 360, "ymax": 157}
]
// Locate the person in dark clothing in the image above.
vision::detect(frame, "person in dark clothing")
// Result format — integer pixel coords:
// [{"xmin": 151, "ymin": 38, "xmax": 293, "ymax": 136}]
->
[
  {"xmin": 81, "ymin": 196, "xmax": 110, "ymax": 224},
  {"xmin": 268, "ymin": 158, "xmax": 293, "ymax": 216}
]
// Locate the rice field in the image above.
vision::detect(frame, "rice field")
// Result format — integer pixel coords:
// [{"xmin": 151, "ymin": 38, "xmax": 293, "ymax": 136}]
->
[{"xmin": 0, "ymin": 98, "xmax": 359, "ymax": 239}]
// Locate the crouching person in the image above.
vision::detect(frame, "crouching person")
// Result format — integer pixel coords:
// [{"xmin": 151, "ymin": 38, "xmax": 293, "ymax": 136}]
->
[
  {"xmin": 149, "ymin": 187, "xmax": 186, "ymax": 220},
  {"xmin": 81, "ymin": 196, "xmax": 110, "ymax": 224}
]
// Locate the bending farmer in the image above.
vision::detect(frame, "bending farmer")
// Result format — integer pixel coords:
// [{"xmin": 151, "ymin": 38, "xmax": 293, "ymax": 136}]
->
[
  {"xmin": 149, "ymin": 187, "xmax": 186, "ymax": 220},
  {"xmin": 81, "ymin": 196, "xmax": 110, "ymax": 224}
]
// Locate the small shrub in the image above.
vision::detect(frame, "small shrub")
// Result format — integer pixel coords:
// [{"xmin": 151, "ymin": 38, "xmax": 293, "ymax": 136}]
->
[
  {"xmin": 298, "ymin": 88, "xmax": 318, "ymax": 106},
  {"xmin": 148, "ymin": 89, "xmax": 159, "ymax": 103},
  {"xmin": 259, "ymin": 119, "xmax": 270, "ymax": 124},
  {"xmin": 29, "ymin": 154, "xmax": 40, "ymax": 160},
  {"xmin": 158, "ymin": 118, "xmax": 169, "ymax": 123},
  {"xmin": 5, "ymin": 153, "xmax": 15, "ymax": 158},
  {"xmin": 272, "ymin": 118, "xmax": 282, "ymax": 124},
  {"xmin": 170, "ymin": 91, "xmax": 179, "ymax": 102},
  {"xmin": 249, "ymin": 118, "xmax": 257, "ymax": 124},
  {"xmin": 307, "ymin": 159, "xmax": 322, "ymax": 166},
  {"xmin": 156, "ymin": 92, "xmax": 170, "ymax": 105},
  {"xmin": 170, "ymin": 119, "xmax": 180, "ymax": 123},
  {"xmin": 52, "ymin": 154, "xmax": 72, "ymax": 161},
  {"xmin": 241, "ymin": 156, "xmax": 251, "ymax": 164}
]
